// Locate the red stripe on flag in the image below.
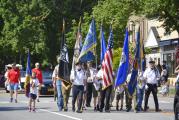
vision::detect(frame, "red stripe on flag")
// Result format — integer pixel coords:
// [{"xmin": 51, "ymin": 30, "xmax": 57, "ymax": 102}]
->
[{"xmin": 102, "ymin": 49, "xmax": 113, "ymax": 89}]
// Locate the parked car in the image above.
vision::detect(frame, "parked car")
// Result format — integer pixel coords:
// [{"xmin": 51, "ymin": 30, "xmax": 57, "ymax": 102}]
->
[{"xmin": 40, "ymin": 71, "xmax": 54, "ymax": 96}]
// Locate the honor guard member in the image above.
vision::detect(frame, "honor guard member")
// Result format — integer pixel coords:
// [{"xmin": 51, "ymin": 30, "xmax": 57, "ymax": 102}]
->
[
  {"xmin": 143, "ymin": 59, "xmax": 161, "ymax": 112},
  {"xmin": 86, "ymin": 61, "xmax": 96, "ymax": 107},
  {"xmin": 62, "ymin": 80, "xmax": 71, "ymax": 111},
  {"xmin": 70, "ymin": 62, "xmax": 86, "ymax": 113},
  {"xmin": 96, "ymin": 68, "xmax": 112, "ymax": 112},
  {"xmin": 53, "ymin": 57, "xmax": 64, "ymax": 111}
]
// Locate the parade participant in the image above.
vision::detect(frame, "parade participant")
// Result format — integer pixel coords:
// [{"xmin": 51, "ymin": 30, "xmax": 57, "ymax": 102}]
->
[
  {"xmin": 110, "ymin": 71, "xmax": 116, "ymax": 107},
  {"xmin": 115, "ymin": 84, "xmax": 124, "ymax": 111},
  {"xmin": 32, "ymin": 62, "xmax": 43, "ymax": 102},
  {"xmin": 53, "ymin": 57, "xmax": 64, "ymax": 111},
  {"xmin": 8, "ymin": 63, "xmax": 20, "ymax": 103},
  {"xmin": 143, "ymin": 60, "xmax": 161, "ymax": 112},
  {"xmin": 96, "ymin": 68, "xmax": 112, "ymax": 113},
  {"xmin": 70, "ymin": 62, "xmax": 86, "ymax": 113},
  {"xmin": 135, "ymin": 71, "xmax": 146, "ymax": 112},
  {"xmin": 62, "ymin": 80, "xmax": 71, "ymax": 111},
  {"xmin": 86, "ymin": 61, "xmax": 95, "ymax": 107},
  {"xmin": 125, "ymin": 73, "xmax": 132, "ymax": 112},
  {"xmin": 81, "ymin": 63, "xmax": 87, "ymax": 110},
  {"xmin": 29, "ymin": 72, "xmax": 39, "ymax": 112},
  {"xmin": 93, "ymin": 65, "xmax": 102, "ymax": 111},
  {"xmin": 52, "ymin": 70, "xmax": 57, "ymax": 101},
  {"xmin": 92, "ymin": 67, "xmax": 98, "ymax": 111}
]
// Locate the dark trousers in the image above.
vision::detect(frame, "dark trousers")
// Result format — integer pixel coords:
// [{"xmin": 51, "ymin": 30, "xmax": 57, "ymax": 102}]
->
[
  {"xmin": 125, "ymin": 87, "xmax": 132, "ymax": 110},
  {"xmin": 86, "ymin": 82, "xmax": 93, "ymax": 106},
  {"xmin": 72, "ymin": 85, "xmax": 84, "ymax": 111},
  {"xmin": 100, "ymin": 85, "xmax": 112, "ymax": 111},
  {"xmin": 144, "ymin": 84, "xmax": 159, "ymax": 110}
]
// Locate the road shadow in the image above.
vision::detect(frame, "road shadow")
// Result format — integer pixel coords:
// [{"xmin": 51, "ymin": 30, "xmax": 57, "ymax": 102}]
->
[
  {"xmin": 0, "ymin": 106, "xmax": 50, "ymax": 111},
  {"xmin": 0, "ymin": 106, "xmax": 27, "ymax": 111}
]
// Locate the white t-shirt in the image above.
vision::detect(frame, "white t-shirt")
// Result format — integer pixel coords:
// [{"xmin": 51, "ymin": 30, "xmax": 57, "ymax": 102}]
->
[
  {"xmin": 30, "ymin": 78, "xmax": 39, "ymax": 94},
  {"xmin": 86, "ymin": 68, "xmax": 96, "ymax": 83},
  {"xmin": 93, "ymin": 70, "xmax": 102, "ymax": 90},
  {"xmin": 70, "ymin": 69, "xmax": 86, "ymax": 86},
  {"xmin": 143, "ymin": 68, "xmax": 160, "ymax": 84}
]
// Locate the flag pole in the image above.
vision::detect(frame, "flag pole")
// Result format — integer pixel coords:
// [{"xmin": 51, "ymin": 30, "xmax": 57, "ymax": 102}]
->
[{"xmin": 92, "ymin": 17, "xmax": 97, "ymax": 69}]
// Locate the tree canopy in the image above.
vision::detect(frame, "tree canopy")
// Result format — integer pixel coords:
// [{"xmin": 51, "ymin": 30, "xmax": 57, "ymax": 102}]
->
[{"xmin": 0, "ymin": 0, "xmax": 178, "ymax": 71}]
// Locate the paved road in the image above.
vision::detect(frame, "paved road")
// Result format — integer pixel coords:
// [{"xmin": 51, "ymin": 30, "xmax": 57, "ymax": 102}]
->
[{"xmin": 0, "ymin": 91, "xmax": 174, "ymax": 120}]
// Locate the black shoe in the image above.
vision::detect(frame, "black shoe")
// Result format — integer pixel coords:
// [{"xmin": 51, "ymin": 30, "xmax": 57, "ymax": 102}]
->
[
  {"xmin": 144, "ymin": 106, "xmax": 149, "ymax": 112},
  {"xmin": 76, "ymin": 110, "xmax": 82, "ymax": 113},
  {"xmin": 72, "ymin": 107, "xmax": 75, "ymax": 112},
  {"xmin": 155, "ymin": 109, "xmax": 162, "ymax": 112},
  {"xmin": 94, "ymin": 107, "xmax": 97, "ymax": 111},
  {"xmin": 116, "ymin": 106, "xmax": 119, "ymax": 111},
  {"xmin": 99, "ymin": 109, "xmax": 103, "ymax": 112},
  {"xmin": 64, "ymin": 108, "xmax": 68, "ymax": 112},
  {"xmin": 97, "ymin": 105, "xmax": 100, "ymax": 111},
  {"xmin": 86, "ymin": 104, "xmax": 91, "ymax": 107},
  {"xmin": 126, "ymin": 108, "xmax": 131, "ymax": 112},
  {"xmin": 105, "ymin": 110, "xmax": 110, "ymax": 113},
  {"xmin": 120, "ymin": 108, "xmax": 123, "ymax": 111}
]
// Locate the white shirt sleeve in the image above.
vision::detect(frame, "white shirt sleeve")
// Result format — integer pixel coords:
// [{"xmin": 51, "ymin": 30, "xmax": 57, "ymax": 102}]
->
[
  {"xmin": 143, "ymin": 69, "xmax": 148, "ymax": 78},
  {"xmin": 70, "ymin": 70, "xmax": 75, "ymax": 80},
  {"xmin": 97, "ymin": 69, "xmax": 102, "ymax": 78}
]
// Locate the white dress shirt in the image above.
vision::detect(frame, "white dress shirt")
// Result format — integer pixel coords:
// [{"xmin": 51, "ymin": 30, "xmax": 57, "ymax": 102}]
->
[
  {"xmin": 70, "ymin": 69, "xmax": 86, "ymax": 86},
  {"xmin": 143, "ymin": 68, "xmax": 160, "ymax": 84}
]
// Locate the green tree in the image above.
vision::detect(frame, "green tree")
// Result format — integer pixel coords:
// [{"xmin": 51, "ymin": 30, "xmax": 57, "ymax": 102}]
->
[{"xmin": 139, "ymin": 0, "xmax": 179, "ymax": 35}]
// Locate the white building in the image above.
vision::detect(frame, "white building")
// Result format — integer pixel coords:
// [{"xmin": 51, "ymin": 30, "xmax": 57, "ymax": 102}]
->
[
  {"xmin": 128, "ymin": 17, "xmax": 179, "ymax": 76},
  {"xmin": 144, "ymin": 19, "xmax": 179, "ymax": 76}
]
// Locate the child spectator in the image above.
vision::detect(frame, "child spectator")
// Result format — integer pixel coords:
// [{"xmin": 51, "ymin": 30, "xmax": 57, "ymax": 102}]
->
[{"xmin": 29, "ymin": 72, "xmax": 39, "ymax": 112}]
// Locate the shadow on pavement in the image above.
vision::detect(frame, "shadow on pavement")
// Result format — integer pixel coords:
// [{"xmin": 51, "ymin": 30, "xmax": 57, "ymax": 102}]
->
[{"xmin": 0, "ymin": 107, "xmax": 50, "ymax": 111}]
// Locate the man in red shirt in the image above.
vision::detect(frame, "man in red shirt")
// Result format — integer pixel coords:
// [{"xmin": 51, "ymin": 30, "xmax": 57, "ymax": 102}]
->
[
  {"xmin": 8, "ymin": 63, "xmax": 20, "ymax": 103},
  {"xmin": 32, "ymin": 62, "xmax": 43, "ymax": 102}
]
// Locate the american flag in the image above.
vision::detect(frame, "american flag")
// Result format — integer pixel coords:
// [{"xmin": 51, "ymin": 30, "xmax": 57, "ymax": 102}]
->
[{"xmin": 102, "ymin": 28, "xmax": 113, "ymax": 90}]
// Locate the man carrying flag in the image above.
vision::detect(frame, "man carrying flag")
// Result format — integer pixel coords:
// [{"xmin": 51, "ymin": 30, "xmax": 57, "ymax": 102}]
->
[
  {"xmin": 97, "ymin": 26, "xmax": 113, "ymax": 112},
  {"xmin": 53, "ymin": 19, "xmax": 71, "ymax": 111},
  {"xmin": 115, "ymin": 29, "xmax": 129, "ymax": 87},
  {"xmin": 135, "ymin": 28, "xmax": 146, "ymax": 112},
  {"xmin": 24, "ymin": 50, "xmax": 32, "ymax": 98},
  {"xmin": 126, "ymin": 27, "xmax": 140, "ymax": 112},
  {"xmin": 114, "ymin": 29, "xmax": 130, "ymax": 112}
]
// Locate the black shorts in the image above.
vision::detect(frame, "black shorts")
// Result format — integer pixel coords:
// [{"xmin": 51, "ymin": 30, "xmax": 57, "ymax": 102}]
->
[
  {"xmin": 116, "ymin": 91, "xmax": 124, "ymax": 100},
  {"xmin": 29, "ymin": 93, "xmax": 37, "ymax": 100},
  {"xmin": 92, "ymin": 85, "xmax": 98, "ymax": 98}
]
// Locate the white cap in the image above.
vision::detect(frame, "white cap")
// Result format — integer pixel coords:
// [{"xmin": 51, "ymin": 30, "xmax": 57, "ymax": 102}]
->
[{"xmin": 35, "ymin": 62, "xmax": 40, "ymax": 66}]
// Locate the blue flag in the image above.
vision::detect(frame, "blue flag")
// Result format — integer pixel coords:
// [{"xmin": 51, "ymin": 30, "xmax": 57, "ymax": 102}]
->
[
  {"xmin": 100, "ymin": 25, "xmax": 106, "ymax": 64},
  {"xmin": 78, "ymin": 19, "xmax": 96, "ymax": 62},
  {"xmin": 115, "ymin": 29, "xmax": 129, "ymax": 87},
  {"xmin": 26, "ymin": 50, "xmax": 32, "ymax": 76},
  {"xmin": 128, "ymin": 30, "xmax": 140, "ymax": 96},
  {"xmin": 25, "ymin": 50, "xmax": 31, "ymax": 97}
]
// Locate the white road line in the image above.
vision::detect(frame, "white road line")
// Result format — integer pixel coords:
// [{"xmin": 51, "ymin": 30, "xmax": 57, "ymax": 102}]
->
[{"xmin": 39, "ymin": 109, "xmax": 82, "ymax": 120}]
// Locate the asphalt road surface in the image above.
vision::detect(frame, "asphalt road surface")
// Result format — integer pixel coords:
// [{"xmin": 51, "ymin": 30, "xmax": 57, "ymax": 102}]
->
[{"xmin": 0, "ymin": 90, "xmax": 174, "ymax": 120}]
